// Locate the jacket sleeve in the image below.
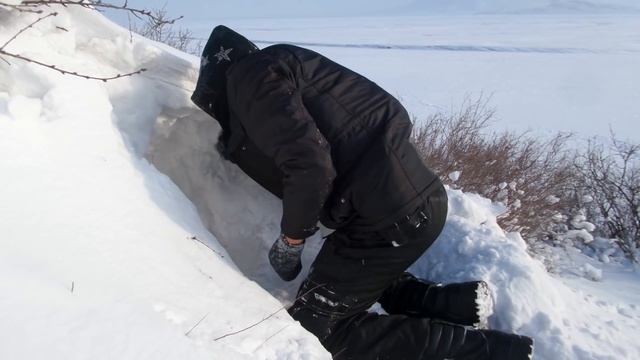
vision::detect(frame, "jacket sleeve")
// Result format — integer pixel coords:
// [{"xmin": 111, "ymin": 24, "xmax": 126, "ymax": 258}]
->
[{"xmin": 228, "ymin": 56, "xmax": 336, "ymax": 239}]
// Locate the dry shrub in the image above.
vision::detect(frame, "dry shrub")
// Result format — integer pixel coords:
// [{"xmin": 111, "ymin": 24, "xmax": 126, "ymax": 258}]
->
[
  {"xmin": 574, "ymin": 134, "xmax": 640, "ymax": 261},
  {"xmin": 411, "ymin": 97, "xmax": 575, "ymax": 238},
  {"xmin": 130, "ymin": 6, "xmax": 202, "ymax": 55}
]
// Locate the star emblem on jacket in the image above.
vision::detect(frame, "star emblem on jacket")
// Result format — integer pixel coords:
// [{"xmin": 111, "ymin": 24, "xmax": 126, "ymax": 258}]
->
[{"xmin": 214, "ymin": 46, "xmax": 233, "ymax": 64}]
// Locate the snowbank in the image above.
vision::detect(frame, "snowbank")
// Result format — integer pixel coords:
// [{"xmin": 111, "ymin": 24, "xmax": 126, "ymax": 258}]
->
[
  {"xmin": 2, "ymin": 5, "xmax": 639, "ymax": 360},
  {"xmin": 148, "ymin": 75, "xmax": 640, "ymax": 360},
  {"xmin": 0, "ymin": 6, "xmax": 328, "ymax": 360},
  {"xmin": 410, "ymin": 190, "xmax": 640, "ymax": 359}
]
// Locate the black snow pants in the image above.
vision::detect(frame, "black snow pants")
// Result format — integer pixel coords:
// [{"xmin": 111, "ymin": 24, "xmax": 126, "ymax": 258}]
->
[{"xmin": 288, "ymin": 183, "xmax": 489, "ymax": 359}]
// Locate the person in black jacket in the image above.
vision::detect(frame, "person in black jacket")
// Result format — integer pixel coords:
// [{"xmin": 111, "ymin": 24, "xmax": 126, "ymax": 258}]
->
[{"xmin": 192, "ymin": 25, "xmax": 534, "ymax": 360}]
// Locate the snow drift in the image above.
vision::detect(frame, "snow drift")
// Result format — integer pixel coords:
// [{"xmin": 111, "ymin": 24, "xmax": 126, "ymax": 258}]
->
[
  {"xmin": 1, "ymin": 5, "xmax": 639, "ymax": 360},
  {"xmin": 0, "ymin": 7, "xmax": 328, "ymax": 360}
]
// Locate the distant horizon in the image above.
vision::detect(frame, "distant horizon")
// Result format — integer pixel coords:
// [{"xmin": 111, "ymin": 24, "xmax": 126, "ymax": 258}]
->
[
  {"xmin": 104, "ymin": 0, "xmax": 640, "ymax": 30},
  {"xmin": 101, "ymin": 1, "xmax": 640, "ymax": 143}
]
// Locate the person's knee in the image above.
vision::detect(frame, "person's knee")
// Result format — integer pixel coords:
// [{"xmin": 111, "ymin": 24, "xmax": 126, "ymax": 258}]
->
[{"xmin": 288, "ymin": 302, "xmax": 339, "ymax": 343}]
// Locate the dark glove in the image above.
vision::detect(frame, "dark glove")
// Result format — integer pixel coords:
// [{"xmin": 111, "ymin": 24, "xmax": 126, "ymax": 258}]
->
[{"xmin": 268, "ymin": 235, "xmax": 304, "ymax": 281}]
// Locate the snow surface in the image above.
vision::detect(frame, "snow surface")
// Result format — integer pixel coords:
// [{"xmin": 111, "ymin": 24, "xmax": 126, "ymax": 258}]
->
[
  {"xmin": 198, "ymin": 15, "xmax": 640, "ymax": 143},
  {"xmin": 0, "ymin": 7, "xmax": 328, "ymax": 360},
  {"xmin": 104, "ymin": 0, "xmax": 640, "ymax": 21},
  {"xmin": 2, "ymin": 5, "xmax": 640, "ymax": 360}
]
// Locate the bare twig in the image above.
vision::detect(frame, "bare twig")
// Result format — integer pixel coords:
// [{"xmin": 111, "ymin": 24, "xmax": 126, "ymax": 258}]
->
[
  {"xmin": 0, "ymin": 50, "xmax": 146, "ymax": 80},
  {"xmin": 127, "ymin": 11, "xmax": 133, "ymax": 42},
  {"xmin": 0, "ymin": 12, "xmax": 58, "ymax": 51},
  {"xmin": 129, "ymin": 5, "xmax": 200, "ymax": 55},
  {"xmin": 0, "ymin": 2, "xmax": 45, "ymax": 13},
  {"xmin": 189, "ymin": 235, "xmax": 224, "ymax": 258},
  {"xmin": 185, "ymin": 312, "xmax": 209, "ymax": 337},
  {"xmin": 5, "ymin": 0, "xmax": 183, "ymax": 24},
  {"xmin": 255, "ymin": 324, "xmax": 290, "ymax": 350},
  {"xmin": 213, "ymin": 283, "xmax": 326, "ymax": 341},
  {"xmin": 13, "ymin": 0, "xmax": 182, "ymax": 24},
  {"xmin": 0, "ymin": 7, "xmax": 147, "ymax": 81}
]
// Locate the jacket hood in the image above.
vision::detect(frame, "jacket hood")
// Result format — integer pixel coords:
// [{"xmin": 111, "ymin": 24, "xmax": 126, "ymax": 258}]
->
[{"xmin": 191, "ymin": 25, "xmax": 259, "ymax": 129}]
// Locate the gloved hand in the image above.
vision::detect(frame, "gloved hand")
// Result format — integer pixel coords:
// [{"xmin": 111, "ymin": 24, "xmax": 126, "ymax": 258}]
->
[{"xmin": 268, "ymin": 235, "xmax": 304, "ymax": 281}]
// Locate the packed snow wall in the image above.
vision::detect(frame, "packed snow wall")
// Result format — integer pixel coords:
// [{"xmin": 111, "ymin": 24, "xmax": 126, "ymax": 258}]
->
[
  {"xmin": 126, "ymin": 11, "xmax": 640, "ymax": 360},
  {"xmin": 144, "ymin": 103, "xmax": 640, "ymax": 360},
  {"xmin": 0, "ymin": 6, "xmax": 331, "ymax": 360},
  {"xmin": 145, "ymin": 105, "xmax": 640, "ymax": 360},
  {"xmin": 145, "ymin": 106, "xmax": 326, "ymax": 300}
]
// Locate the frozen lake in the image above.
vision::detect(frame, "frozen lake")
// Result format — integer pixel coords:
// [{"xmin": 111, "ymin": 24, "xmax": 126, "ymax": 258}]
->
[{"xmin": 181, "ymin": 15, "xmax": 640, "ymax": 142}]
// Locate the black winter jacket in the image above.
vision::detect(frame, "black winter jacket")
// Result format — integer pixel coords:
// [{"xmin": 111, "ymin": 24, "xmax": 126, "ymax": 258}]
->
[{"xmin": 194, "ymin": 44, "xmax": 441, "ymax": 239}]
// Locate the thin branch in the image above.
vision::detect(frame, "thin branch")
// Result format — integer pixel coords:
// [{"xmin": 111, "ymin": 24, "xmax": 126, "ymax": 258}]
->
[
  {"xmin": 185, "ymin": 312, "xmax": 209, "ymax": 337},
  {"xmin": 11, "ymin": 0, "xmax": 183, "ymax": 25},
  {"xmin": 127, "ymin": 11, "xmax": 133, "ymax": 42},
  {"xmin": 190, "ymin": 235, "xmax": 224, "ymax": 258},
  {"xmin": 213, "ymin": 283, "xmax": 326, "ymax": 342},
  {"xmin": 0, "ymin": 3, "xmax": 45, "ymax": 13},
  {"xmin": 1, "ymin": 12, "xmax": 58, "ymax": 51},
  {"xmin": 0, "ymin": 7, "xmax": 146, "ymax": 81},
  {"xmin": 255, "ymin": 324, "xmax": 290, "ymax": 350},
  {"xmin": 0, "ymin": 50, "xmax": 146, "ymax": 81}
]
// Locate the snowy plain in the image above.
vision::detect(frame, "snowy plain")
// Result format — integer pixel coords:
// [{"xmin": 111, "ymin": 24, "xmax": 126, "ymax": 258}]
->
[
  {"xmin": 1, "ymin": 3, "xmax": 639, "ymax": 360},
  {"xmin": 188, "ymin": 15, "xmax": 640, "ymax": 142}
]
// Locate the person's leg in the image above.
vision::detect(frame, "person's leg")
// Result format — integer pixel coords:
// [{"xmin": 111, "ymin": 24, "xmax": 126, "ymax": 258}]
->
[
  {"xmin": 378, "ymin": 272, "xmax": 494, "ymax": 329},
  {"xmin": 291, "ymin": 185, "xmax": 448, "ymax": 327},
  {"xmin": 289, "ymin": 184, "xmax": 460, "ymax": 358},
  {"xmin": 289, "ymin": 184, "xmax": 532, "ymax": 359},
  {"xmin": 317, "ymin": 310, "xmax": 490, "ymax": 360},
  {"xmin": 324, "ymin": 312, "xmax": 532, "ymax": 360},
  {"xmin": 288, "ymin": 235, "xmax": 493, "ymax": 360},
  {"xmin": 290, "ymin": 258, "xmax": 531, "ymax": 360},
  {"xmin": 377, "ymin": 184, "xmax": 493, "ymax": 329}
]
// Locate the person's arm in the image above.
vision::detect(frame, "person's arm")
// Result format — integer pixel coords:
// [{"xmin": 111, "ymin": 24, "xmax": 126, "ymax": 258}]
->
[{"xmin": 228, "ymin": 54, "xmax": 336, "ymax": 240}]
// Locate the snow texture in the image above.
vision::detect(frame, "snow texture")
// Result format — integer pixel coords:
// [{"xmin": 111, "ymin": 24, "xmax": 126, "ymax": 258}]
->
[
  {"xmin": 0, "ymin": 7, "xmax": 328, "ymax": 360},
  {"xmin": 475, "ymin": 281, "xmax": 494, "ymax": 329},
  {"xmin": 582, "ymin": 263, "xmax": 604, "ymax": 282},
  {"xmin": 211, "ymin": 15, "xmax": 640, "ymax": 142},
  {"xmin": 1, "ymin": 5, "xmax": 640, "ymax": 360},
  {"xmin": 448, "ymin": 170, "xmax": 461, "ymax": 182},
  {"xmin": 0, "ymin": 0, "xmax": 23, "ymax": 5}
]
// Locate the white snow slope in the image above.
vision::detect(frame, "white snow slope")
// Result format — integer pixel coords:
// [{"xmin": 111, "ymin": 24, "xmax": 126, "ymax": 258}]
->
[
  {"xmin": 0, "ymin": 7, "xmax": 328, "ymax": 360},
  {"xmin": 1, "ymin": 6, "xmax": 639, "ymax": 360}
]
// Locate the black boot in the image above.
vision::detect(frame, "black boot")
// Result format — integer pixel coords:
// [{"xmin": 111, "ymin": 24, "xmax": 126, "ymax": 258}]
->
[
  {"xmin": 481, "ymin": 329, "xmax": 534, "ymax": 360},
  {"xmin": 379, "ymin": 272, "xmax": 494, "ymax": 328}
]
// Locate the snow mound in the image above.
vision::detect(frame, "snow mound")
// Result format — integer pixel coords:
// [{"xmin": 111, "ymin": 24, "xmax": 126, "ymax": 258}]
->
[
  {"xmin": 410, "ymin": 190, "xmax": 640, "ymax": 359},
  {"xmin": 0, "ymin": 6, "xmax": 328, "ymax": 360},
  {"xmin": 148, "ymin": 86, "xmax": 640, "ymax": 360}
]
